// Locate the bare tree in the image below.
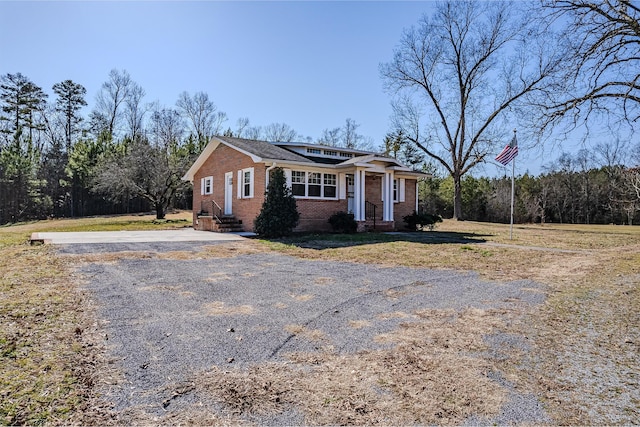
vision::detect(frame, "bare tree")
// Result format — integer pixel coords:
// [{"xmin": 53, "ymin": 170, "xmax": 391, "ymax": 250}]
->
[
  {"xmin": 380, "ymin": 0, "xmax": 564, "ymax": 219},
  {"xmin": 594, "ymin": 138, "xmax": 628, "ymax": 168},
  {"xmin": 149, "ymin": 106, "xmax": 185, "ymax": 148},
  {"xmin": 91, "ymin": 69, "xmax": 133, "ymax": 141},
  {"xmin": 342, "ymin": 118, "xmax": 363, "ymax": 149},
  {"xmin": 264, "ymin": 122, "xmax": 299, "ymax": 142},
  {"xmin": 317, "ymin": 127, "xmax": 342, "ymax": 146},
  {"xmin": 176, "ymin": 91, "xmax": 227, "ymax": 149},
  {"xmin": 234, "ymin": 117, "xmax": 250, "ymax": 138},
  {"xmin": 541, "ymin": 0, "xmax": 640, "ymax": 128},
  {"xmin": 124, "ymin": 81, "xmax": 146, "ymax": 142},
  {"xmin": 243, "ymin": 124, "xmax": 263, "ymax": 140},
  {"xmin": 93, "ymin": 107, "xmax": 190, "ymax": 219}
]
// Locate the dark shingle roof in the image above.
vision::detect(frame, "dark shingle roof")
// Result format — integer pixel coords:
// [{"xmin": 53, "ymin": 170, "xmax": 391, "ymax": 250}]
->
[{"xmin": 217, "ymin": 136, "xmax": 312, "ymax": 163}]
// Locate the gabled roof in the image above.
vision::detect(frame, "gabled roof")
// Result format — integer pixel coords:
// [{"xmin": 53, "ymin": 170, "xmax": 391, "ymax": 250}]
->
[
  {"xmin": 183, "ymin": 136, "xmax": 429, "ymax": 182},
  {"xmin": 220, "ymin": 137, "xmax": 311, "ymax": 163},
  {"xmin": 182, "ymin": 136, "xmax": 312, "ymax": 182}
]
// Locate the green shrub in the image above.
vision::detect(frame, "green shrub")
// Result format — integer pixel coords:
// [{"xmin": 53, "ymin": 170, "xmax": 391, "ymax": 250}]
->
[
  {"xmin": 328, "ymin": 211, "xmax": 358, "ymax": 233},
  {"xmin": 403, "ymin": 211, "xmax": 442, "ymax": 231},
  {"xmin": 254, "ymin": 168, "xmax": 300, "ymax": 237}
]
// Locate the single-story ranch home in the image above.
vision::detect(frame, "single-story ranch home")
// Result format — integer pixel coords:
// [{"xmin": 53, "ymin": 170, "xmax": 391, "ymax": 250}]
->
[{"xmin": 182, "ymin": 136, "xmax": 428, "ymax": 233}]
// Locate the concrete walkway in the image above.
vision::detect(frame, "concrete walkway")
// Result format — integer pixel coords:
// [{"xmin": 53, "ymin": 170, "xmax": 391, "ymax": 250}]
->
[{"xmin": 30, "ymin": 229, "xmax": 253, "ymax": 245}]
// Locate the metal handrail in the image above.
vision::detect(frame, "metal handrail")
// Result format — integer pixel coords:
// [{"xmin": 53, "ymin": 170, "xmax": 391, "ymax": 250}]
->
[
  {"xmin": 365, "ymin": 201, "xmax": 377, "ymax": 230},
  {"xmin": 200, "ymin": 200, "xmax": 224, "ymax": 223}
]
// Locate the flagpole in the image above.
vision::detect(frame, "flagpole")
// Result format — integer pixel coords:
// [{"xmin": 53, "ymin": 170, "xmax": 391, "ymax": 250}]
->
[{"xmin": 509, "ymin": 129, "xmax": 516, "ymax": 240}]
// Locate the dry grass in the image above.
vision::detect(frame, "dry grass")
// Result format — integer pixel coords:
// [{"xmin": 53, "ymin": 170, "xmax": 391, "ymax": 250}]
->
[
  {"xmin": 259, "ymin": 220, "xmax": 640, "ymax": 424},
  {"xmin": 2, "ymin": 215, "xmax": 638, "ymax": 425},
  {"xmin": 0, "ymin": 242, "xmax": 99, "ymax": 425},
  {"xmin": 204, "ymin": 302, "xmax": 255, "ymax": 316},
  {"xmin": 196, "ymin": 307, "xmax": 507, "ymax": 425}
]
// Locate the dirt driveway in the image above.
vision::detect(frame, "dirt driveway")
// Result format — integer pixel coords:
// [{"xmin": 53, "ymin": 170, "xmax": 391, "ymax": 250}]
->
[{"xmin": 61, "ymin": 239, "xmax": 550, "ymax": 425}]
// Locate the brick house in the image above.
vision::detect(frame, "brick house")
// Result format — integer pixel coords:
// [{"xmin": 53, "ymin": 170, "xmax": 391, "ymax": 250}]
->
[{"xmin": 182, "ymin": 136, "xmax": 427, "ymax": 233}]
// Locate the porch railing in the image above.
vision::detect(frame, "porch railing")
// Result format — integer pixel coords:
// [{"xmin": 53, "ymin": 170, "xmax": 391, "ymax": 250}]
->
[
  {"xmin": 199, "ymin": 199, "xmax": 224, "ymax": 223},
  {"xmin": 365, "ymin": 201, "xmax": 377, "ymax": 230}
]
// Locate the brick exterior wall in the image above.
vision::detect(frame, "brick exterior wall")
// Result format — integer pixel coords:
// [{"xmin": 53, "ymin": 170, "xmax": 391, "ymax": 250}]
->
[
  {"xmin": 394, "ymin": 178, "xmax": 417, "ymax": 230},
  {"xmin": 365, "ymin": 175, "xmax": 383, "ymax": 219},
  {"xmin": 294, "ymin": 198, "xmax": 348, "ymax": 232},
  {"xmin": 192, "ymin": 143, "xmax": 266, "ymax": 232},
  {"xmin": 191, "ymin": 142, "xmax": 419, "ymax": 233}
]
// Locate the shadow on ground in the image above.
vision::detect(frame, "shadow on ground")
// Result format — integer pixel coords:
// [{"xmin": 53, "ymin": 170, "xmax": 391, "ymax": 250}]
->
[{"xmin": 261, "ymin": 230, "xmax": 489, "ymax": 250}]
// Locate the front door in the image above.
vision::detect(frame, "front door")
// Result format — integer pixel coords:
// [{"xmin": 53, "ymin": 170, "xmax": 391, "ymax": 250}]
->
[
  {"xmin": 224, "ymin": 172, "xmax": 233, "ymax": 215},
  {"xmin": 346, "ymin": 174, "xmax": 355, "ymax": 214}
]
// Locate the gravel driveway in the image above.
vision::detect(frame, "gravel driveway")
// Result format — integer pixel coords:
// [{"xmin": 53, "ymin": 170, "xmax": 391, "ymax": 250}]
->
[{"xmin": 62, "ymin": 241, "xmax": 550, "ymax": 424}]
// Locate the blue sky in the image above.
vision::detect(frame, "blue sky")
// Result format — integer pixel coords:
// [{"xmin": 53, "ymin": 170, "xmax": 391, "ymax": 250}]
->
[{"xmin": 0, "ymin": 1, "xmax": 606, "ymax": 176}]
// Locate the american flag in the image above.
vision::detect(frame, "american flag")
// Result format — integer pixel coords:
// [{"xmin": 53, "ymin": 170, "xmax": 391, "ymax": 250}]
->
[{"xmin": 495, "ymin": 134, "xmax": 518, "ymax": 166}]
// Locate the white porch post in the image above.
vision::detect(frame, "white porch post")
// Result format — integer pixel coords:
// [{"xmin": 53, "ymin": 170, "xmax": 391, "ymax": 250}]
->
[
  {"xmin": 354, "ymin": 168, "xmax": 366, "ymax": 221},
  {"xmin": 354, "ymin": 168, "xmax": 361, "ymax": 221},
  {"xmin": 383, "ymin": 171, "xmax": 394, "ymax": 221}
]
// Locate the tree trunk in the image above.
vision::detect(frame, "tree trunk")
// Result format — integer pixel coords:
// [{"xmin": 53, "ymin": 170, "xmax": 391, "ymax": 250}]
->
[
  {"xmin": 155, "ymin": 201, "xmax": 165, "ymax": 220},
  {"xmin": 453, "ymin": 175, "xmax": 463, "ymax": 220}
]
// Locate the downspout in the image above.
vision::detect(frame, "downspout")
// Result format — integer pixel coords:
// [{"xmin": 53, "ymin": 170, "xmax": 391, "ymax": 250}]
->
[{"xmin": 265, "ymin": 162, "xmax": 277, "ymax": 188}]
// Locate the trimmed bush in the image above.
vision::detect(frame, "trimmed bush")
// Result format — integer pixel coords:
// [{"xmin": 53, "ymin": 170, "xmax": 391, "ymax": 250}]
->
[
  {"xmin": 254, "ymin": 168, "xmax": 300, "ymax": 237},
  {"xmin": 328, "ymin": 211, "xmax": 358, "ymax": 233},
  {"xmin": 403, "ymin": 211, "xmax": 442, "ymax": 231}
]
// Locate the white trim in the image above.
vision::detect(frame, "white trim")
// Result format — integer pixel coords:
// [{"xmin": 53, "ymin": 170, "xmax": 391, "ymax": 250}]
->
[
  {"xmin": 353, "ymin": 168, "xmax": 366, "ymax": 221},
  {"xmin": 289, "ymin": 170, "xmax": 338, "ymax": 200},
  {"xmin": 240, "ymin": 167, "xmax": 254, "ymax": 199},
  {"xmin": 383, "ymin": 172, "xmax": 394, "ymax": 221},
  {"xmin": 183, "ymin": 136, "xmax": 430, "ymax": 183},
  {"xmin": 284, "ymin": 168, "xmax": 292, "ymax": 188},
  {"xmin": 224, "ymin": 172, "xmax": 233, "ymax": 215},
  {"xmin": 339, "ymin": 173, "xmax": 346, "ymax": 199},
  {"xmin": 202, "ymin": 176, "xmax": 213, "ymax": 195}
]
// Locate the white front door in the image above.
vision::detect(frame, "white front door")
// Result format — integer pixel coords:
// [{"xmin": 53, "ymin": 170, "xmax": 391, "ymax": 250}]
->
[{"xmin": 224, "ymin": 172, "xmax": 233, "ymax": 215}]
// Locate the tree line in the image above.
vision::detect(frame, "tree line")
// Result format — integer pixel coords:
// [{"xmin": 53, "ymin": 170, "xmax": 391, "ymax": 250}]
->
[
  {"xmin": 0, "ymin": 69, "xmax": 376, "ymax": 223},
  {"xmin": 419, "ymin": 149, "xmax": 640, "ymax": 225},
  {"xmin": 380, "ymin": 0, "xmax": 640, "ymax": 220},
  {"xmin": 2, "ymin": 0, "xmax": 640, "ymax": 225}
]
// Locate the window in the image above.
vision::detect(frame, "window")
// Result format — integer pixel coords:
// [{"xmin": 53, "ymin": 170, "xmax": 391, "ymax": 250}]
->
[
  {"xmin": 308, "ymin": 172, "xmax": 321, "ymax": 197},
  {"xmin": 393, "ymin": 179, "xmax": 398, "ymax": 202},
  {"xmin": 323, "ymin": 150, "xmax": 337, "ymax": 156},
  {"xmin": 201, "ymin": 176, "xmax": 213, "ymax": 195},
  {"xmin": 324, "ymin": 174, "xmax": 337, "ymax": 198},
  {"xmin": 290, "ymin": 171, "xmax": 338, "ymax": 199},
  {"xmin": 306, "ymin": 148, "xmax": 321, "ymax": 155},
  {"xmin": 237, "ymin": 167, "xmax": 254, "ymax": 199},
  {"xmin": 243, "ymin": 170, "xmax": 251, "ymax": 197},
  {"xmin": 291, "ymin": 171, "xmax": 306, "ymax": 196},
  {"xmin": 339, "ymin": 152, "xmax": 354, "ymax": 158}
]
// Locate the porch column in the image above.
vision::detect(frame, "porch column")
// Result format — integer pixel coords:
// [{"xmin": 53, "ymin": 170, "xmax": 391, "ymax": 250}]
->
[
  {"xmin": 383, "ymin": 171, "xmax": 394, "ymax": 221},
  {"xmin": 353, "ymin": 168, "xmax": 366, "ymax": 221}
]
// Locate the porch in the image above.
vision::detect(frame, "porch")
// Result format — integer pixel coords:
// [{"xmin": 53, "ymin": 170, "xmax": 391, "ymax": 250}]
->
[{"xmin": 196, "ymin": 199, "xmax": 244, "ymax": 232}]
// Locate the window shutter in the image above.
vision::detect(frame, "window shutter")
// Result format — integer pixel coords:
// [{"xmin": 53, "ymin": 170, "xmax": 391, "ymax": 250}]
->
[
  {"xmin": 284, "ymin": 169, "xmax": 292, "ymax": 189},
  {"xmin": 399, "ymin": 179, "xmax": 406, "ymax": 202},
  {"xmin": 237, "ymin": 171, "xmax": 242, "ymax": 199},
  {"xmin": 200, "ymin": 178, "xmax": 205, "ymax": 195},
  {"xmin": 381, "ymin": 177, "xmax": 385, "ymax": 202},
  {"xmin": 339, "ymin": 173, "xmax": 346, "ymax": 199},
  {"xmin": 248, "ymin": 167, "xmax": 254, "ymax": 198}
]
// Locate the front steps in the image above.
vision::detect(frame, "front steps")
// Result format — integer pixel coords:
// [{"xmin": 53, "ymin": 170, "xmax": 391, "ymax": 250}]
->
[{"xmin": 196, "ymin": 215, "xmax": 244, "ymax": 232}]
